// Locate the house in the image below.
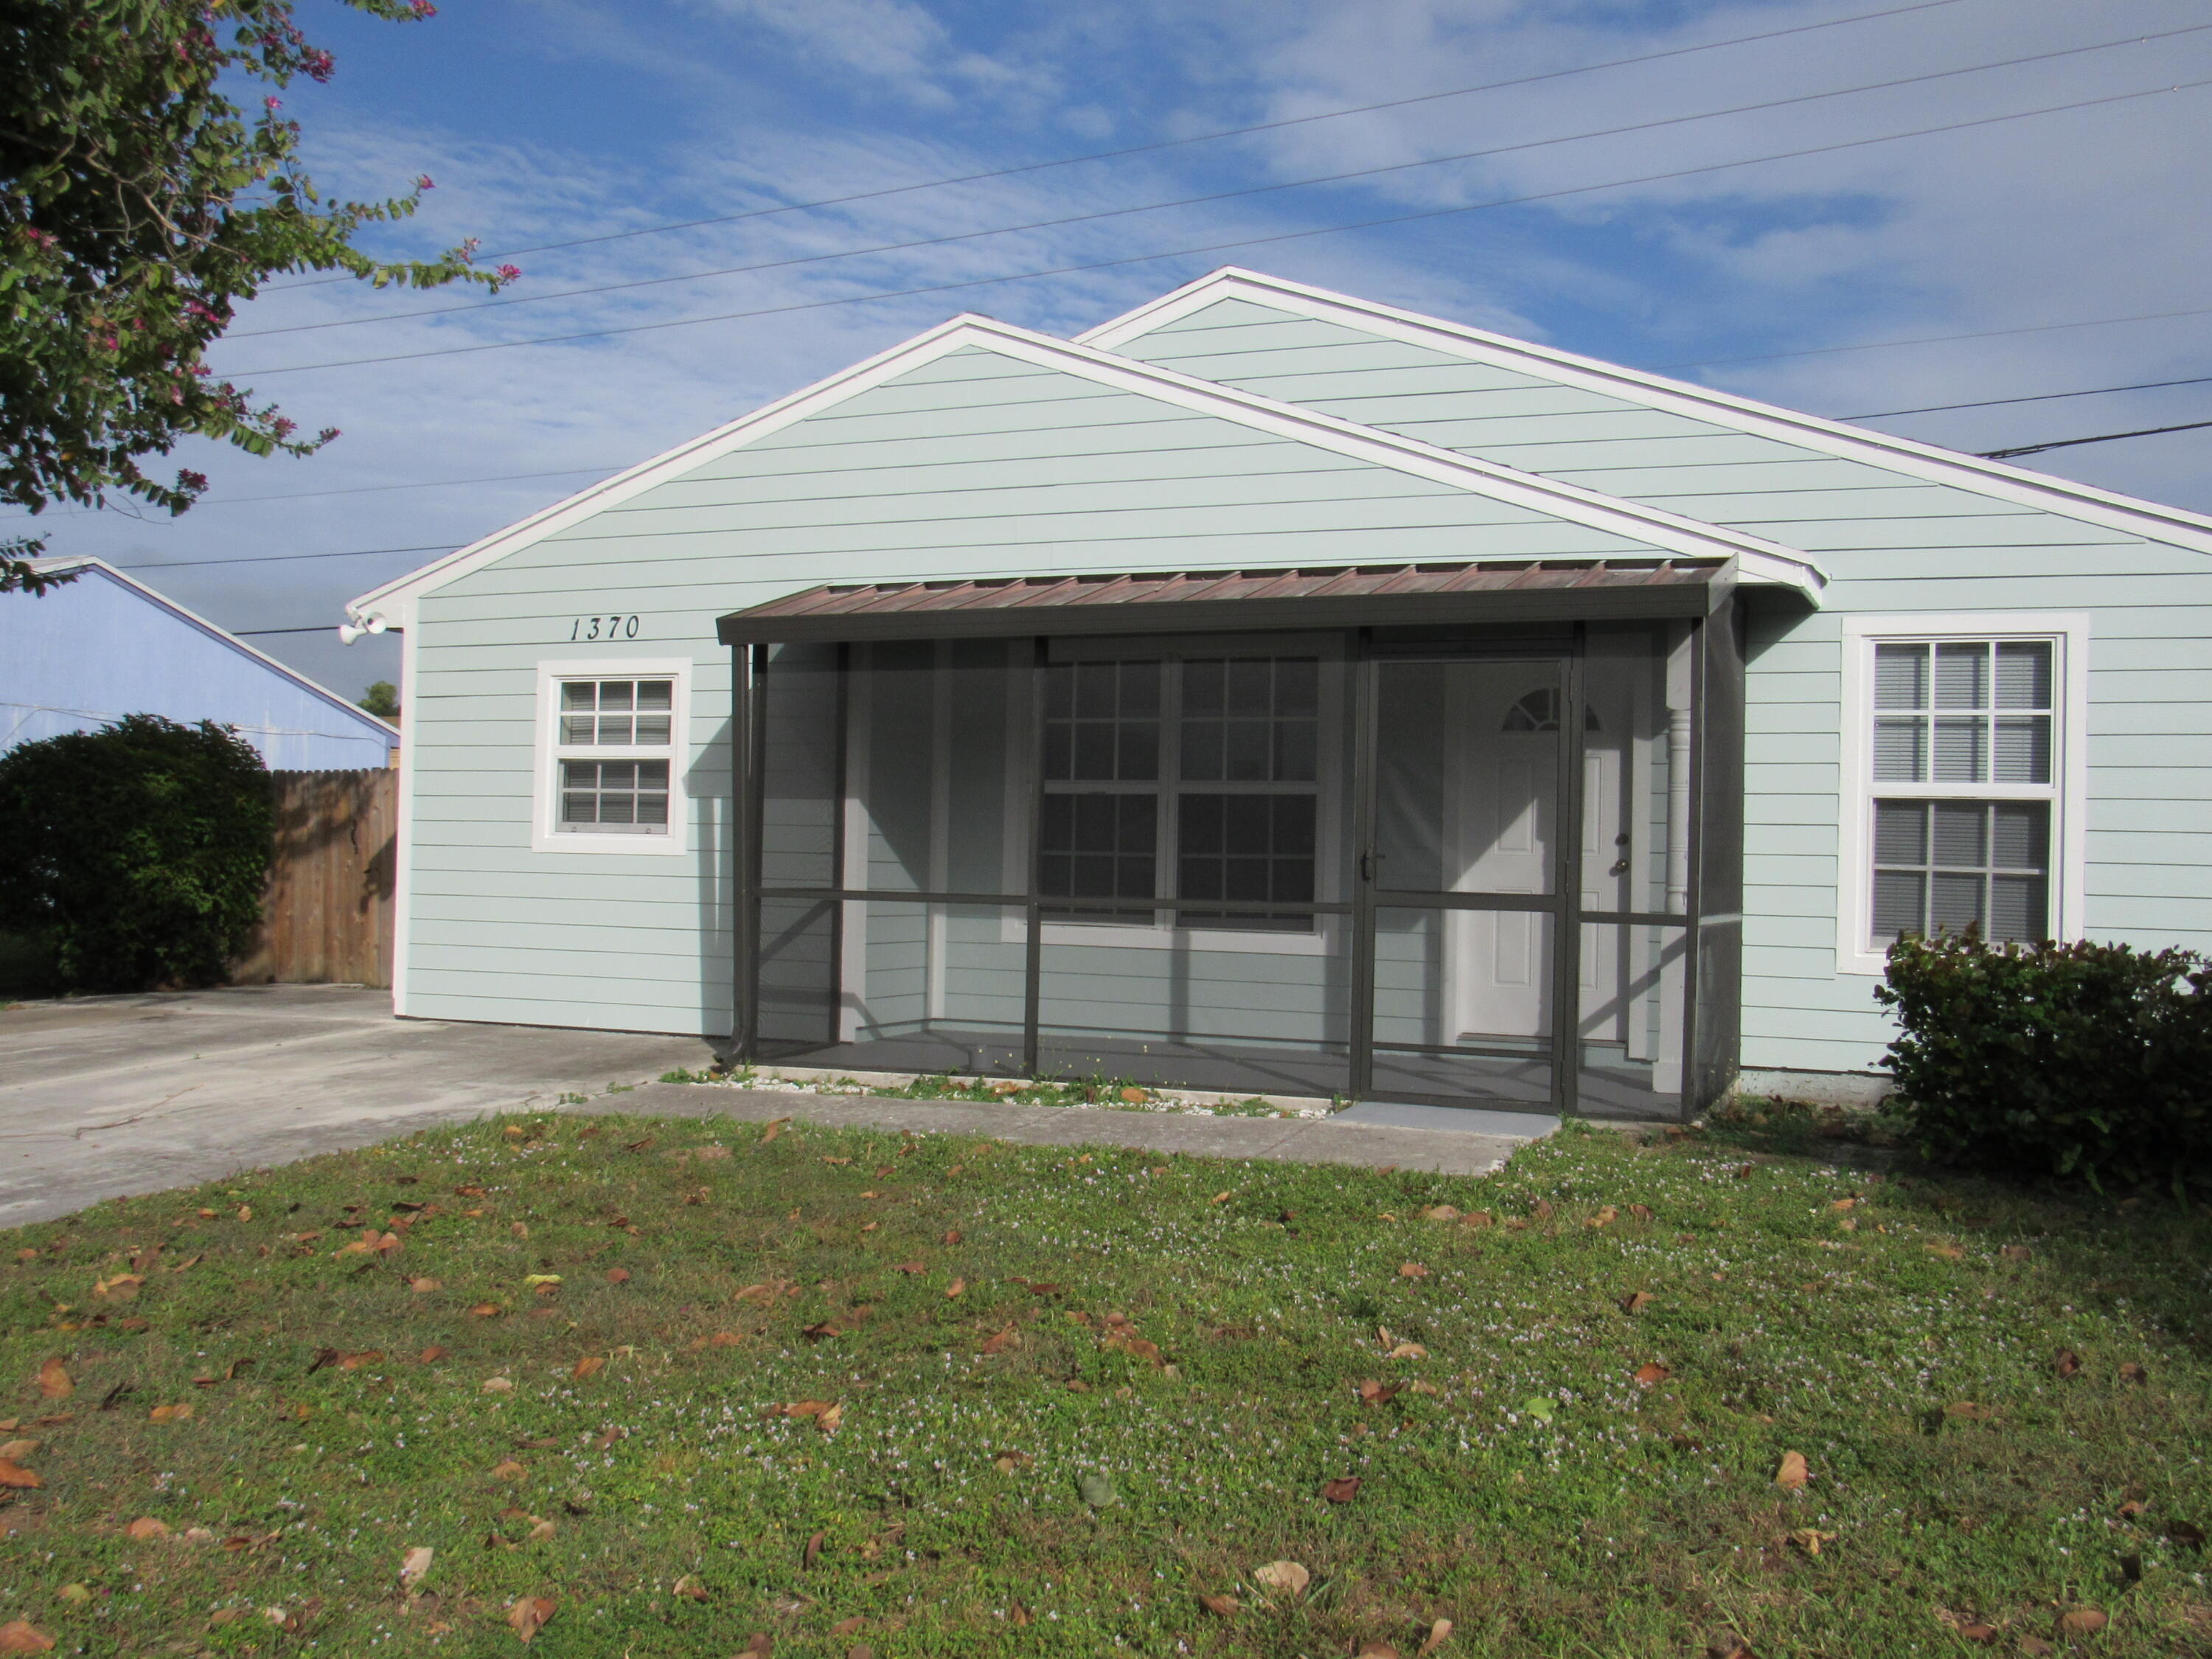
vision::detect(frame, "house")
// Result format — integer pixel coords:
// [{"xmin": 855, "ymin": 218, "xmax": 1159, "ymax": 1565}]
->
[
  {"xmin": 341, "ymin": 268, "xmax": 2212, "ymax": 1118},
  {"xmin": 4, "ymin": 557, "xmax": 397, "ymax": 771}
]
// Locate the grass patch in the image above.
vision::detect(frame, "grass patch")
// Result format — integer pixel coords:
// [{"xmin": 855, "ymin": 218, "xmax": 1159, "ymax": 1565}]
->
[{"xmin": 1, "ymin": 1116, "xmax": 2208, "ymax": 1656}]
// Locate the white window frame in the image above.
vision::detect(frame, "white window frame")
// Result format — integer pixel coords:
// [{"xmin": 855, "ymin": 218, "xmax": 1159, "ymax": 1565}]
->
[
  {"xmin": 1837, "ymin": 613, "xmax": 2087, "ymax": 974},
  {"xmin": 531, "ymin": 657, "xmax": 692, "ymax": 856}
]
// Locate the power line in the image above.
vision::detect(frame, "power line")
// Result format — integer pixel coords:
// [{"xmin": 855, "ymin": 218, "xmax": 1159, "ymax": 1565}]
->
[
  {"xmin": 1980, "ymin": 417, "xmax": 2212, "ymax": 459},
  {"xmin": 232, "ymin": 625, "xmax": 351, "ymax": 636},
  {"xmin": 265, "ymin": 0, "xmax": 1980, "ymax": 292},
  {"xmin": 220, "ymin": 74, "xmax": 2212, "ymax": 380},
  {"xmin": 236, "ymin": 24, "xmax": 2209, "ymax": 342},
  {"xmin": 1846, "ymin": 372, "xmax": 2212, "ymax": 420}
]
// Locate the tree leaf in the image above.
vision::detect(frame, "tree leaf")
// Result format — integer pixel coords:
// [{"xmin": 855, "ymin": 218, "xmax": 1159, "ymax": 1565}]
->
[
  {"xmin": 399, "ymin": 1546, "xmax": 434, "ymax": 1588},
  {"xmin": 125, "ymin": 1516, "xmax": 168, "ymax": 1539},
  {"xmin": 147, "ymin": 1403, "xmax": 193, "ymax": 1424},
  {"xmin": 571, "ymin": 1356, "xmax": 605, "ymax": 1380},
  {"xmin": 2059, "ymin": 1609, "xmax": 2107, "ymax": 1635},
  {"xmin": 1418, "ymin": 1618, "xmax": 1455, "ymax": 1655},
  {"xmin": 0, "ymin": 1460, "xmax": 37, "ymax": 1490},
  {"xmin": 980, "ymin": 1325, "xmax": 1021, "ymax": 1355},
  {"xmin": 1198, "ymin": 1593, "xmax": 1240, "ymax": 1616},
  {"xmin": 1621, "ymin": 1291, "xmax": 1653, "ymax": 1315},
  {"xmin": 2054, "ymin": 1349, "xmax": 2082, "ymax": 1378},
  {"xmin": 673, "ymin": 1574, "xmax": 708, "ymax": 1601},
  {"xmin": 506, "ymin": 1596, "xmax": 556, "ymax": 1643},
  {"xmin": 1251, "ymin": 1560, "xmax": 1309, "ymax": 1597},
  {"xmin": 1775, "ymin": 1450, "xmax": 1809, "ymax": 1490},
  {"xmin": 0, "ymin": 1621, "xmax": 55, "ymax": 1654},
  {"xmin": 35, "ymin": 1358, "xmax": 71, "ymax": 1400},
  {"xmin": 804, "ymin": 1529, "xmax": 825, "ymax": 1569},
  {"xmin": 1077, "ymin": 1472, "xmax": 1117, "ymax": 1508},
  {"xmin": 605, "ymin": 1268, "xmax": 630, "ymax": 1284},
  {"xmin": 1398, "ymin": 1262, "xmax": 1430, "ymax": 1279},
  {"xmin": 945, "ymin": 1277, "xmax": 966, "ymax": 1298},
  {"xmin": 1322, "ymin": 1476, "xmax": 1362, "ymax": 1503},
  {"xmin": 760, "ymin": 1118, "xmax": 790, "ymax": 1144},
  {"xmin": 493, "ymin": 1460, "xmax": 528, "ymax": 1480},
  {"xmin": 1633, "ymin": 1363, "xmax": 1671, "ymax": 1386}
]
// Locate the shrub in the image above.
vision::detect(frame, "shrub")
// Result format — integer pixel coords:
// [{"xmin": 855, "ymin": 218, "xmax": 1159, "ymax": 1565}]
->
[
  {"xmin": 0, "ymin": 714, "xmax": 274, "ymax": 992},
  {"xmin": 1874, "ymin": 931, "xmax": 2212, "ymax": 1192}
]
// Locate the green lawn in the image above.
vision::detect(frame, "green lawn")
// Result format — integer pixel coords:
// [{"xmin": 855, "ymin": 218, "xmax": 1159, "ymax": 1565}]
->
[{"xmin": 1, "ymin": 1110, "xmax": 2207, "ymax": 1658}]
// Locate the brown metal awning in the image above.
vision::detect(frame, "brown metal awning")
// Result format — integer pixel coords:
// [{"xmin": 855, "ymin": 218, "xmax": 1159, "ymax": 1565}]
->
[{"xmin": 717, "ymin": 558, "xmax": 1733, "ymax": 644}]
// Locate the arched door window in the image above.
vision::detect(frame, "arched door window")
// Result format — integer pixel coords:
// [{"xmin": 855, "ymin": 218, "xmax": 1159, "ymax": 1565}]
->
[{"xmin": 1500, "ymin": 686, "xmax": 1599, "ymax": 733}]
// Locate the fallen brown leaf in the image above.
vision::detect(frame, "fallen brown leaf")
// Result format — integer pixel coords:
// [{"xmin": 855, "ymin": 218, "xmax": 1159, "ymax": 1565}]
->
[
  {"xmin": 1251, "ymin": 1560, "xmax": 1309, "ymax": 1597},
  {"xmin": 1416, "ymin": 1617, "xmax": 1454, "ymax": 1655},
  {"xmin": 492, "ymin": 1460, "xmax": 528, "ymax": 1480},
  {"xmin": 469, "ymin": 1302, "xmax": 502, "ymax": 1319},
  {"xmin": 125, "ymin": 1516, "xmax": 170, "ymax": 1540},
  {"xmin": 147, "ymin": 1402, "xmax": 194, "ymax": 1424},
  {"xmin": 1706, "ymin": 1632, "xmax": 1755, "ymax": 1659},
  {"xmin": 1398, "ymin": 1262, "xmax": 1430, "ymax": 1279},
  {"xmin": 740, "ymin": 1633, "xmax": 773, "ymax": 1656},
  {"xmin": 760, "ymin": 1118, "xmax": 790, "ymax": 1144},
  {"xmin": 944, "ymin": 1276, "xmax": 966, "ymax": 1298},
  {"xmin": 506, "ymin": 1596, "xmax": 556, "ymax": 1644},
  {"xmin": 2118, "ymin": 1361, "xmax": 2146, "ymax": 1384},
  {"xmin": 605, "ymin": 1267, "xmax": 630, "ymax": 1284},
  {"xmin": 1419, "ymin": 1205, "xmax": 1461, "ymax": 1222},
  {"xmin": 0, "ymin": 1621, "xmax": 55, "ymax": 1654},
  {"xmin": 979, "ymin": 1324, "xmax": 1020, "ymax": 1355},
  {"xmin": 803, "ymin": 1529, "xmax": 826, "ymax": 1570},
  {"xmin": 1356, "ymin": 1380, "xmax": 1402, "ymax": 1408},
  {"xmin": 1322, "ymin": 1476, "xmax": 1362, "ymax": 1503},
  {"xmin": 400, "ymin": 1545, "xmax": 434, "ymax": 1588},
  {"xmin": 1789, "ymin": 1528, "xmax": 1837, "ymax": 1557},
  {"xmin": 1587, "ymin": 1206, "xmax": 1618, "ymax": 1228},
  {"xmin": 2058, "ymin": 1608, "xmax": 2107, "ymax": 1636},
  {"xmin": 418, "ymin": 1346, "xmax": 448, "ymax": 1363},
  {"xmin": 1633, "ymin": 1362, "xmax": 1671, "ymax": 1387},
  {"xmin": 1198, "ymin": 1593, "xmax": 1240, "ymax": 1617},
  {"xmin": 2054, "ymin": 1349, "xmax": 2081, "ymax": 1379},
  {"xmin": 1621, "ymin": 1291, "xmax": 1654, "ymax": 1315},
  {"xmin": 571, "ymin": 1356, "xmax": 605, "ymax": 1381},
  {"xmin": 1957, "ymin": 1624, "xmax": 1998, "ymax": 1644},
  {"xmin": 672, "ymin": 1574, "xmax": 708, "ymax": 1601},
  {"xmin": 1355, "ymin": 1642, "xmax": 1402, "ymax": 1659},
  {"xmin": 1775, "ymin": 1450, "xmax": 1809, "ymax": 1490},
  {"xmin": 1460, "ymin": 1209, "xmax": 1494, "ymax": 1229},
  {"xmin": 1627, "ymin": 1203, "xmax": 1654, "ymax": 1222},
  {"xmin": 1925, "ymin": 1242, "xmax": 1964, "ymax": 1260},
  {"xmin": 35, "ymin": 1357, "xmax": 71, "ymax": 1399}
]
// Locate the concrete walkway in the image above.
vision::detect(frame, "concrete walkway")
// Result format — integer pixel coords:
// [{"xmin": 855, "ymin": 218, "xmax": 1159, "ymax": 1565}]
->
[
  {"xmin": 595, "ymin": 1082, "xmax": 1534, "ymax": 1177},
  {"xmin": 0, "ymin": 986, "xmax": 1543, "ymax": 1229}
]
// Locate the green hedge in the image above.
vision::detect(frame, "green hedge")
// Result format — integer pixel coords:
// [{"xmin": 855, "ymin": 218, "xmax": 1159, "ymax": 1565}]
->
[
  {"xmin": 1874, "ymin": 931, "xmax": 2212, "ymax": 1193},
  {"xmin": 0, "ymin": 714, "xmax": 274, "ymax": 992}
]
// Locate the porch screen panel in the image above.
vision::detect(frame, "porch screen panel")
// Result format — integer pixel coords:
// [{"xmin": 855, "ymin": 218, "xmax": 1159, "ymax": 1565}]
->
[
  {"xmin": 1369, "ymin": 906, "xmax": 1554, "ymax": 1109},
  {"xmin": 838, "ymin": 898, "xmax": 1027, "ymax": 1077},
  {"xmin": 852, "ymin": 639, "xmax": 1027, "ymax": 897},
  {"xmin": 759, "ymin": 641, "xmax": 841, "ymax": 890},
  {"xmin": 1576, "ymin": 922, "xmax": 1688, "ymax": 1119},
  {"xmin": 756, "ymin": 897, "xmax": 838, "ymax": 1053}
]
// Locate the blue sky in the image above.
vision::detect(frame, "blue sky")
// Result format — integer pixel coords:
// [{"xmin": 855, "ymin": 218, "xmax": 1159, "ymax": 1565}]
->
[{"xmin": 20, "ymin": 0, "xmax": 2212, "ymax": 698}]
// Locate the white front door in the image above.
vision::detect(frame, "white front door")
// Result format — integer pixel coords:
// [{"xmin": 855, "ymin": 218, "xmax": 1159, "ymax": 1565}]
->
[{"xmin": 1443, "ymin": 664, "xmax": 1626, "ymax": 1046}]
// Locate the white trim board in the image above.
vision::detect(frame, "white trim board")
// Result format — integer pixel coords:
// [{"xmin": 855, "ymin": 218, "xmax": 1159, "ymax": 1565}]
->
[
  {"xmin": 345, "ymin": 314, "xmax": 1826, "ymax": 630},
  {"xmin": 1833, "ymin": 611, "xmax": 2090, "ymax": 976},
  {"xmin": 1078, "ymin": 268, "xmax": 2212, "ymax": 560}
]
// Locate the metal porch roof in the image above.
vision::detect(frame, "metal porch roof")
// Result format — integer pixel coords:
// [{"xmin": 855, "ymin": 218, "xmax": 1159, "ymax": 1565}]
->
[{"xmin": 717, "ymin": 558, "xmax": 1733, "ymax": 644}]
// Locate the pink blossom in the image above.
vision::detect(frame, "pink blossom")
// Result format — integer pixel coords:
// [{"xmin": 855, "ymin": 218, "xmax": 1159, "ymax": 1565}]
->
[
  {"xmin": 495, "ymin": 263, "xmax": 522, "ymax": 282},
  {"xmin": 264, "ymin": 96, "xmax": 282, "ymax": 111},
  {"xmin": 302, "ymin": 48, "xmax": 335, "ymax": 81},
  {"xmin": 409, "ymin": 1, "xmax": 437, "ymax": 15},
  {"xmin": 24, "ymin": 226, "xmax": 53, "ymax": 248},
  {"xmin": 319, "ymin": 428, "xmax": 341, "ymax": 442},
  {"xmin": 417, "ymin": 174, "xmax": 435, "ymax": 190},
  {"xmin": 178, "ymin": 470, "xmax": 209, "ymax": 493}
]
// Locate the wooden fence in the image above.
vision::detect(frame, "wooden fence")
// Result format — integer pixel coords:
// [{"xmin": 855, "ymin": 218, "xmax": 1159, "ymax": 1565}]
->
[{"xmin": 234, "ymin": 768, "xmax": 398, "ymax": 988}]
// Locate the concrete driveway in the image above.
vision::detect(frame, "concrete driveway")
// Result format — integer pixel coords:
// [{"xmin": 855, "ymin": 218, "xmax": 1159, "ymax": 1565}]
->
[{"xmin": 0, "ymin": 986, "xmax": 714, "ymax": 1228}]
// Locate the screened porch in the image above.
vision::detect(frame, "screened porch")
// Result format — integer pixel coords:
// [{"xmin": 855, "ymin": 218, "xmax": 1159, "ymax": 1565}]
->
[{"xmin": 719, "ymin": 562, "xmax": 1745, "ymax": 1120}]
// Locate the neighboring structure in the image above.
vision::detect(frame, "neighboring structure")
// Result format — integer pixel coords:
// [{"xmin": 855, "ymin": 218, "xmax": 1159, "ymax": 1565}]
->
[
  {"xmin": 342, "ymin": 268, "xmax": 2212, "ymax": 1117},
  {"xmin": 3, "ymin": 557, "xmax": 396, "ymax": 771}
]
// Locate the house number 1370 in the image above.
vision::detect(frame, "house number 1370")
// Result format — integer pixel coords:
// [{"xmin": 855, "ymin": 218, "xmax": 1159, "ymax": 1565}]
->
[{"xmin": 569, "ymin": 614, "xmax": 641, "ymax": 641}]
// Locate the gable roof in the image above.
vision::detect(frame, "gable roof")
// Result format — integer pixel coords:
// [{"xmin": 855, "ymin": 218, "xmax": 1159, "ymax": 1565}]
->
[
  {"xmin": 30, "ymin": 557, "xmax": 398, "ymax": 742},
  {"xmin": 345, "ymin": 313, "xmax": 1824, "ymax": 628},
  {"xmin": 1079, "ymin": 268, "xmax": 2212, "ymax": 559}
]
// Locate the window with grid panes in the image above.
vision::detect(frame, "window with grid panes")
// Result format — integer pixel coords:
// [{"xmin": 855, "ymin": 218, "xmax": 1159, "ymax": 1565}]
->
[
  {"xmin": 1037, "ymin": 655, "xmax": 1321, "ymax": 930},
  {"xmin": 1868, "ymin": 639, "xmax": 2053, "ymax": 943},
  {"xmin": 556, "ymin": 678, "xmax": 674, "ymax": 834}
]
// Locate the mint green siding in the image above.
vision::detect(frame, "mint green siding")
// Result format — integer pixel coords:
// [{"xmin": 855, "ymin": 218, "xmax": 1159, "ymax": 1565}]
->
[
  {"xmin": 405, "ymin": 344, "xmax": 1675, "ymax": 1037},
  {"xmin": 1113, "ymin": 298, "xmax": 2212, "ymax": 1076}
]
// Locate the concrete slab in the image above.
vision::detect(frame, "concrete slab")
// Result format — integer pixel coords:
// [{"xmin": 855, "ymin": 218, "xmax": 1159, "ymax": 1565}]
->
[
  {"xmin": 0, "ymin": 986, "xmax": 713, "ymax": 1228},
  {"xmin": 1337, "ymin": 1100, "xmax": 1560, "ymax": 1137}
]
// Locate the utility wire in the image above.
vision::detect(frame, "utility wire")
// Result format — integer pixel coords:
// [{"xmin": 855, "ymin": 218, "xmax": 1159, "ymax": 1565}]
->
[
  {"xmin": 1652, "ymin": 302, "xmax": 2212, "ymax": 370},
  {"xmin": 1980, "ymin": 417, "xmax": 2212, "ymax": 459},
  {"xmin": 108, "ymin": 543, "xmax": 459, "ymax": 571},
  {"xmin": 265, "ymin": 0, "xmax": 1979, "ymax": 292},
  {"xmin": 1846, "ymin": 372, "xmax": 2212, "ymax": 420},
  {"xmin": 220, "ymin": 74, "xmax": 2212, "ymax": 380},
  {"xmin": 236, "ymin": 24, "xmax": 2208, "ymax": 341},
  {"xmin": 232, "ymin": 625, "xmax": 353, "ymax": 636}
]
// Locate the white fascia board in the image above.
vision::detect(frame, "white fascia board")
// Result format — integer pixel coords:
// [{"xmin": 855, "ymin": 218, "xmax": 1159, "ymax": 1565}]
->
[
  {"xmin": 44, "ymin": 557, "xmax": 399, "ymax": 742},
  {"xmin": 347, "ymin": 312, "xmax": 1823, "ymax": 623},
  {"xmin": 1079, "ymin": 268, "xmax": 2212, "ymax": 560}
]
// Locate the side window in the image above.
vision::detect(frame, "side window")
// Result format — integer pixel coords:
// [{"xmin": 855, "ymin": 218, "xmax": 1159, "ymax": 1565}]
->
[
  {"xmin": 532, "ymin": 662, "xmax": 689, "ymax": 855},
  {"xmin": 1842, "ymin": 619, "xmax": 2081, "ymax": 972}
]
